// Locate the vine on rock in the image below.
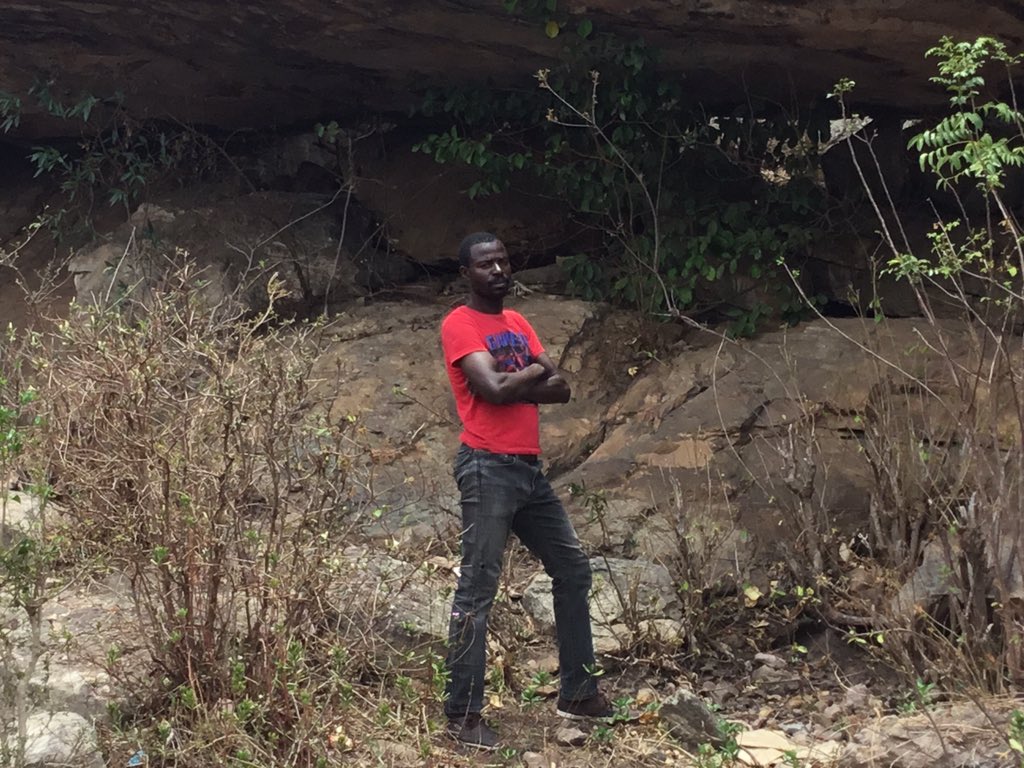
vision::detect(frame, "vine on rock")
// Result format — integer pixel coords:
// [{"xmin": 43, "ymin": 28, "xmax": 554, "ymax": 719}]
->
[{"xmin": 3, "ymin": 80, "xmax": 222, "ymax": 241}]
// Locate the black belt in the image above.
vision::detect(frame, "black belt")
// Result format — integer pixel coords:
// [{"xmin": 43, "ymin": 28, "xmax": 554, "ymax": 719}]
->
[
  {"xmin": 464, "ymin": 446, "xmax": 539, "ymax": 465},
  {"xmin": 507, "ymin": 453, "xmax": 539, "ymax": 465}
]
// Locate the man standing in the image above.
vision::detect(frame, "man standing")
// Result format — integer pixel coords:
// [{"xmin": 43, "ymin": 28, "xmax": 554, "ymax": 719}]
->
[{"xmin": 440, "ymin": 231, "xmax": 612, "ymax": 749}]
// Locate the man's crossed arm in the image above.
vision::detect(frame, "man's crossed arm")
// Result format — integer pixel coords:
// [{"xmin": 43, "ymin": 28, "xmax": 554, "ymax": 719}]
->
[{"xmin": 458, "ymin": 351, "xmax": 571, "ymax": 405}]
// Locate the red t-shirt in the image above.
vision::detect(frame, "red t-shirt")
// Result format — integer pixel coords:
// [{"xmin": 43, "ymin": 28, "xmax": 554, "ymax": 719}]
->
[{"xmin": 441, "ymin": 305, "xmax": 545, "ymax": 454}]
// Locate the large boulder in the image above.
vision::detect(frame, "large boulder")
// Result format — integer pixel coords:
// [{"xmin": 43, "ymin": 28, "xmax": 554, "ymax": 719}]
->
[
  {"xmin": 1, "ymin": 490, "xmax": 43, "ymax": 544},
  {"xmin": 522, "ymin": 557, "xmax": 683, "ymax": 653},
  {"xmin": 326, "ymin": 546, "xmax": 456, "ymax": 642},
  {"xmin": 67, "ymin": 194, "xmax": 414, "ymax": 314},
  {"xmin": 557, "ymin": 318, "xmax": 979, "ymax": 580}
]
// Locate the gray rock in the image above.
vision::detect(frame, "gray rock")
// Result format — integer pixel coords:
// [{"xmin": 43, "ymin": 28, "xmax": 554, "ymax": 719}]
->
[
  {"xmin": 69, "ymin": 194, "xmax": 375, "ymax": 315},
  {"xmin": 328, "ymin": 546, "xmax": 454, "ymax": 641},
  {"xmin": 843, "ymin": 682, "xmax": 872, "ymax": 711},
  {"xmin": 754, "ymin": 652, "xmax": 786, "ymax": 669},
  {"xmin": 659, "ymin": 689, "xmax": 723, "ymax": 749},
  {"xmin": 370, "ymin": 740, "xmax": 421, "ymax": 765},
  {"xmin": 701, "ymin": 680, "xmax": 739, "ymax": 706},
  {"xmin": 21, "ymin": 711, "xmax": 104, "ymax": 768},
  {"xmin": 514, "ymin": 263, "xmax": 568, "ymax": 295},
  {"xmin": 890, "ymin": 540, "xmax": 956, "ymax": 620},
  {"xmin": 823, "ymin": 703, "xmax": 845, "ymax": 721},
  {"xmin": 554, "ymin": 726, "xmax": 588, "ymax": 747},
  {"xmin": 840, "ymin": 701, "xmax": 1012, "ymax": 768},
  {"xmin": 29, "ymin": 667, "xmax": 108, "ymax": 720},
  {"xmin": 751, "ymin": 664, "xmax": 789, "ymax": 684},
  {"xmin": 0, "ymin": 491, "xmax": 42, "ymax": 543}
]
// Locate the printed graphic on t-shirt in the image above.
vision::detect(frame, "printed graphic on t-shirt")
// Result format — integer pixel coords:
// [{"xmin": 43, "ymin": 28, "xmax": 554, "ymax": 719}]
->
[{"xmin": 486, "ymin": 329, "xmax": 532, "ymax": 372}]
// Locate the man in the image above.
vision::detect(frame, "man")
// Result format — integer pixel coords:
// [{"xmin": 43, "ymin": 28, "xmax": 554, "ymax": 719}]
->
[{"xmin": 440, "ymin": 231, "xmax": 612, "ymax": 749}]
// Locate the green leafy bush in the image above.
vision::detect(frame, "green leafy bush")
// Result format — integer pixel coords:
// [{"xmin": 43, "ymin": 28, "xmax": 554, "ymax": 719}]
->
[
  {"xmin": 3, "ymin": 81, "xmax": 222, "ymax": 242},
  {"xmin": 413, "ymin": 17, "xmax": 829, "ymax": 329}
]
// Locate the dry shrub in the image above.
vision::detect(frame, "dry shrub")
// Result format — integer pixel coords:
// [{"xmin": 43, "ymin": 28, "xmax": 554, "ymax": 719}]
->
[
  {"xmin": 846, "ymin": 322, "xmax": 1024, "ymax": 691},
  {"xmin": 21, "ymin": 263, "xmax": 437, "ymax": 765},
  {"xmin": 819, "ymin": 38, "xmax": 1024, "ymax": 693}
]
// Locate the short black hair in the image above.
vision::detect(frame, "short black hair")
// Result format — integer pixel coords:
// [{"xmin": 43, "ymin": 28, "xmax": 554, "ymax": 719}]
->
[{"xmin": 458, "ymin": 231, "xmax": 499, "ymax": 268}]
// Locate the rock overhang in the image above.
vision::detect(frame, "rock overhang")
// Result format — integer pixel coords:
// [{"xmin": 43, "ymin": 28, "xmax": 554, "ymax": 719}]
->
[{"xmin": 1, "ymin": 1, "xmax": 1023, "ymax": 139}]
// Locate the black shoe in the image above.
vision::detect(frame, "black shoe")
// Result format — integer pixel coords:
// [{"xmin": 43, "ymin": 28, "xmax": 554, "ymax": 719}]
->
[
  {"xmin": 447, "ymin": 713, "xmax": 499, "ymax": 750},
  {"xmin": 556, "ymin": 691, "xmax": 615, "ymax": 721}
]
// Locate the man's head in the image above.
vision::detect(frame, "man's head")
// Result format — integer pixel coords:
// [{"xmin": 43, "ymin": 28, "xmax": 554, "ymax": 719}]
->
[
  {"xmin": 459, "ymin": 231, "xmax": 511, "ymax": 304},
  {"xmin": 458, "ymin": 232, "xmax": 501, "ymax": 268}
]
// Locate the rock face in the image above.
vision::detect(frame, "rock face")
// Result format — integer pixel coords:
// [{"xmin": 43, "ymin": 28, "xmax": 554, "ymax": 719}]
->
[
  {"xmin": 328, "ymin": 546, "xmax": 456, "ymax": 642},
  {"xmin": 2, "ymin": 2, "xmax": 1022, "ymax": 137}
]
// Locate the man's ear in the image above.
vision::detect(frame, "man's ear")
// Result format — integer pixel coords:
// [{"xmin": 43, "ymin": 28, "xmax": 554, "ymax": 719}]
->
[{"xmin": 459, "ymin": 265, "xmax": 469, "ymax": 279}]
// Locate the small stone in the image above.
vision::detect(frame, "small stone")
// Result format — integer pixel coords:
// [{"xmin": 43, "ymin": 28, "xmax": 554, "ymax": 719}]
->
[
  {"xmin": 823, "ymin": 702, "xmax": 845, "ymax": 721},
  {"xmin": 637, "ymin": 618, "xmax": 685, "ymax": 645},
  {"xmin": 810, "ymin": 712, "xmax": 831, "ymax": 729},
  {"xmin": 780, "ymin": 722, "xmax": 807, "ymax": 736},
  {"xmin": 374, "ymin": 740, "xmax": 420, "ymax": 764},
  {"xmin": 701, "ymin": 680, "xmax": 739, "ymax": 705},
  {"xmin": 425, "ymin": 555, "xmax": 457, "ymax": 572},
  {"xmin": 593, "ymin": 626, "xmax": 629, "ymax": 654},
  {"xmin": 555, "ymin": 726, "xmax": 588, "ymax": 747},
  {"xmin": 534, "ymin": 654, "xmax": 560, "ymax": 674},
  {"xmin": 754, "ymin": 652, "xmax": 786, "ymax": 669},
  {"xmin": 636, "ymin": 687, "xmax": 657, "ymax": 707},
  {"xmin": 522, "ymin": 751, "xmax": 547, "ymax": 768},
  {"xmin": 812, "ymin": 723, "xmax": 847, "ymax": 742},
  {"xmin": 751, "ymin": 665, "xmax": 787, "ymax": 684},
  {"xmin": 843, "ymin": 683, "xmax": 871, "ymax": 710}
]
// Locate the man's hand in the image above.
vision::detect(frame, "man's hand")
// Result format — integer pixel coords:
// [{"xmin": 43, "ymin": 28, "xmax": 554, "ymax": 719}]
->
[
  {"xmin": 520, "ymin": 352, "xmax": 572, "ymax": 404},
  {"xmin": 519, "ymin": 372, "xmax": 571, "ymax": 404}
]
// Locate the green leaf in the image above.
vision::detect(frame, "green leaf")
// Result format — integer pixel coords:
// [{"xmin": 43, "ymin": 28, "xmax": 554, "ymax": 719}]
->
[
  {"xmin": 577, "ymin": 18, "xmax": 593, "ymax": 38},
  {"xmin": 545, "ymin": 19, "xmax": 560, "ymax": 38}
]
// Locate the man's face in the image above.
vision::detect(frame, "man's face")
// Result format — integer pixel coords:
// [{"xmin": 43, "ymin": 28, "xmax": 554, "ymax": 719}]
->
[{"xmin": 463, "ymin": 240, "xmax": 512, "ymax": 299}]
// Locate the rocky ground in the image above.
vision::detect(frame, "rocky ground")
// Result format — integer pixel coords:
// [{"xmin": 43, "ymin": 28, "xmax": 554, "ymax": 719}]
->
[
  {"xmin": 3, "ymin": 514, "xmax": 1020, "ymax": 767},
  {"xmin": 2, "ymin": 311, "xmax": 1020, "ymax": 766},
  {"xmin": 2, "ymin": 188, "xmax": 1021, "ymax": 766}
]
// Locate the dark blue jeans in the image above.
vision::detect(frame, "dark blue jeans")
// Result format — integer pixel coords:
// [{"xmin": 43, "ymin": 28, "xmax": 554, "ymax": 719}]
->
[{"xmin": 444, "ymin": 444, "xmax": 598, "ymax": 719}]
